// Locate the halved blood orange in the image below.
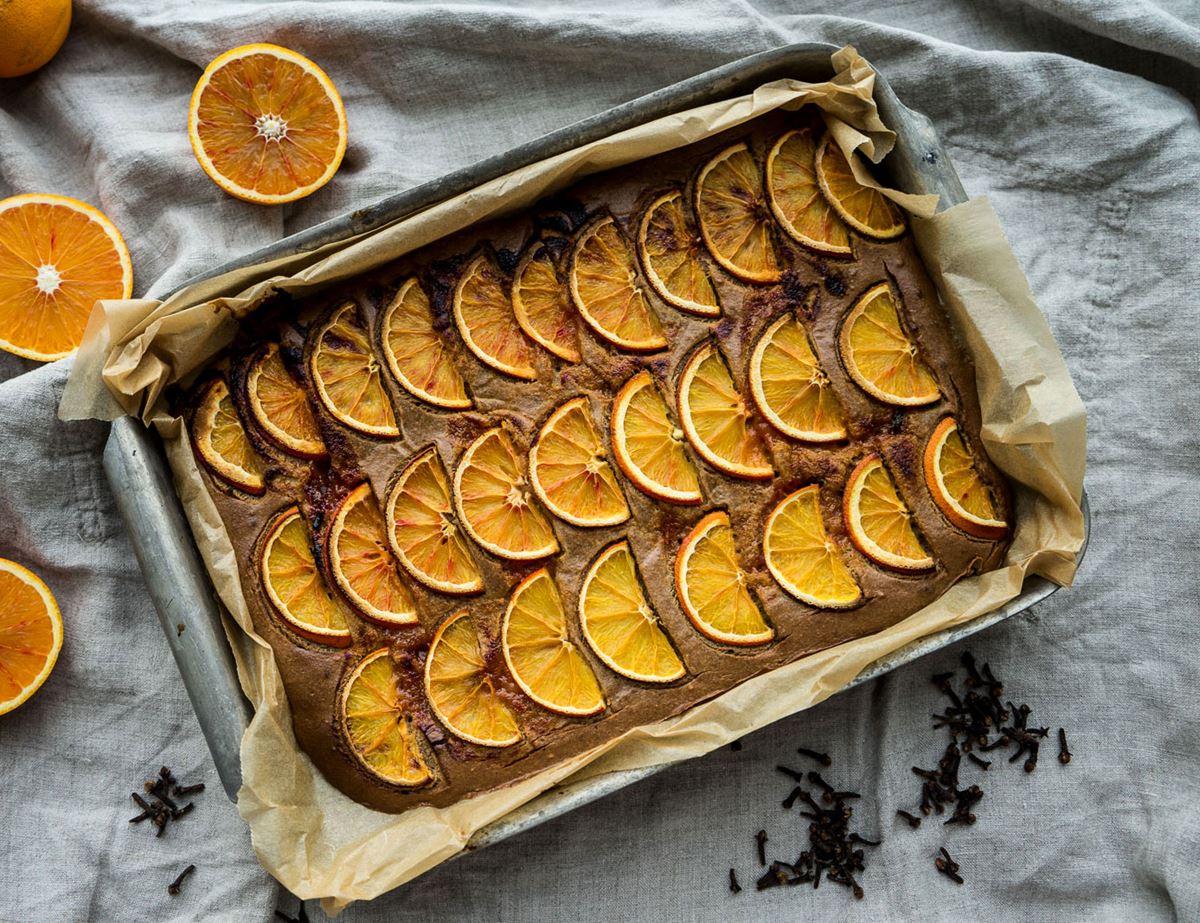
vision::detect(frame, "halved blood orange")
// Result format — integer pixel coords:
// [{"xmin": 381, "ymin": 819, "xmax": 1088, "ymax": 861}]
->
[
  {"xmin": 610, "ymin": 370, "xmax": 702, "ymax": 505},
  {"xmin": 763, "ymin": 485, "xmax": 861, "ymax": 608},
  {"xmin": 512, "ymin": 240, "xmax": 581, "ymax": 363},
  {"xmin": 749, "ymin": 312, "xmax": 847, "ymax": 442},
  {"xmin": 844, "ymin": 454, "xmax": 934, "ymax": 572},
  {"xmin": 328, "ymin": 484, "xmax": 419, "ymax": 625},
  {"xmin": 924, "ymin": 417, "xmax": 1008, "ymax": 539},
  {"xmin": 385, "ymin": 447, "xmax": 484, "ymax": 595},
  {"xmin": 380, "ymin": 278, "xmax": 472, "ymax": 410},
  {"xmin": 839, "ymin": 282, "xmax": 940, "ymax": 407},
  {"xmin": 0, "ymin": 193, "xmax": 133, "ymax": 362},
  {"xmin": 259, "ymin": 506, "xmax": 352, "ymax": 647},
  {"xmin": 188, "ymin": 44, "xmax": 348, "ymax": 205},
  {"xmin": 677, "ymin": 341, "xmax": 773, "ymax": 480},
  {"xmin": 502, "ymin": 569, "xmax": 605, "ymax": 717},
  {"xmin": 636, "ymin": 189, "xmax": 721, "ymax": 317},
  {"xmin": 568, "ymin": 214, "xmax": 667, "ymax": 352},
  {"xmin": 246, "ymin": 342, "xmax": 327, "ymax": 459},
  {"xmin": 341, "ymin": 649, "xmax": 435, "ymax": 786},
  {"xmin": 815, "ymin": 136, "xmax": 906, "ymax": 240},
  {"xmin": 453, "ymin": 252, "xmax": 537, "ymax": 380},
  {"xmin": 0, "ymin": 559, "xmax": 63, "ymax": 716},
  {"xmin": 424, "ymin": 609, "xmax": 521, "ymax": 747},
  {"xmin": 694, "ymin": 142, "xmax": 781, "ymax": 284},
  {"xmin": 453, "ymin": 426, "xmax": 559, "ymax": 561},
  {"xmin": 675, "ymin": 511, "xmax": 773, "ymax": 646},
  {"xmin": 192, "ymin": 378, "xmax": 266, "ymax": 495},
  {"xmin": 529, "ymin": 397, "xmax": 629, "ymax": 528},
  {"xmin": 309, "ymin": 302, "xmax": 400, "ymax": 437},
  {"xmin": 766, "ymin": 128, "xmax": 852, "ymax": 256},
  {"xmin": 578, "ymin": 541, "xmax": 685, "ymax": 684}
]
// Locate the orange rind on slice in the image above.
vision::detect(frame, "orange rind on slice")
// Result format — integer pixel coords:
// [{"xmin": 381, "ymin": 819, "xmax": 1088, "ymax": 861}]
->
[
  {"xmin": 636, "ymin": 189, "xmax": 721, "ymax": 317},
  {"xmin": 341, "ymin": 649, "xmax": 435, "ymax": 786},
  {"xmin": 309, "ymin": 302, "xmax": 400, "ymax": 437},
  {"xmin": 844, "ymin": 454, "xmax": 934, "ymax": 572},
  {"xmin": 0, "ymin": 559, "xmax": 63, "ymax": 716},
  {"xmin": 512, "ymin": 240, "xmax": 582, "ymax": 363},
  {"xmin": 611, "ymin": 370, "xmax": 702, "ymax": 505},
  {"xmin": 764, "ymin": 485, "xmax": 862, "ymax": 608},
  {"xmin": 924, "ymin": 417, "xmax": 1008, "ymax": 540},
  {"xmin": 766, "ymin": 128, "xmax": 852, "ymax": 256},
  {"xmin": 380, "ymin": 278, "xmax": 472, "ymax": 410},
  {"xmin": 453, "ymin": 252, "xmax": 538, "ymax": 380},
  {"xmin": 260, "ymin": 506, "xmax": 352, "ymax": 647},
  {"xmin": 578, "ymin": 541, "xmax": 685, "ymax": 684},
  {"xmin": 694, "ymin": 142, "xmax": 781, "ymax": 284},
  {"xmin": 749, "ymin": 312, "xmax": 847, "ymax": 442},
  {"xmin": 677, "ymin": 341, "xmax": 773, "ymax": 480},
  {"xmin": 530, "ymin": 397, "xmax": 630, "ymax": 528},
  {"xmin": 502, "ymin": 569, "xmax": 605, "ymax": 717},
  {"xmin": 675, "ymin": 511, "xmax": 773, "ymax": 647},
  {"xmin": 246, "ymin": 342, "xmax": 327, "ymax": 459},
  {"xmin": 385, "ymin": 447, "xmax": 484, "ymax": 595},
  {"xmin": 839, "ymin": 282, "xmax": 940, "ymax": 407},
  {"xmin": 192, "ymin": 378, "xmax": 266, "ymax": 495},
  {"xmin": 328, "ymin": 484, "xmax": 419, "ymax": 625},
  {"xmin": 424, "ymin": 609, "xmax": 521, "ymax": 748},
  {"xmin": 568, "ymin": 214, "xmax": 667, "ymax": 352},
  {"xmin": 453, "ymin": 426, "xmax": 559, "ymax": 561},
  {"xmin": 815, "ymin": 135, "xmax": 906, "ymax": 240}
]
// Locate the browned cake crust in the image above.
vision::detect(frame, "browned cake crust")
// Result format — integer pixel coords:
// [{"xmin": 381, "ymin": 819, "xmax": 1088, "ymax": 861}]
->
[{"xmin": 183, "ymin": 109, "xmax": 1010, "ymax": 813}]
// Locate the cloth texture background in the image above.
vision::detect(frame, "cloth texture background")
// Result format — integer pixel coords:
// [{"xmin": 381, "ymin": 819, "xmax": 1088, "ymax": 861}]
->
[{"xmin": 2, "ymin": 1, "xmax": 1198, "ymax": 920}]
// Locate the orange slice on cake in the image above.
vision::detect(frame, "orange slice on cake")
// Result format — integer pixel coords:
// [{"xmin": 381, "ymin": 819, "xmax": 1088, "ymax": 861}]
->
[
  {"xmin": 380, "ymin": 278, "xmax": 472, "ymax": 410},
  {"xmin": 764, "ymin": 485, "xmax": 862, "ymax": 608},
  {"xmin": 749, "ymin": 312, "xmax": 847, "ymax": 442},
  {"xmin": 0, "ymin": 559, "xmax": 63, "ymax": 716},
  {"xmin": 309, "ymin": 302, "xmax": 400, "ymax": 437},
  {"xmin": 424, "ymin": 609, "xmax": 521, "ymax": 748},
  {"xmin": 502, "ymin": 569, "xmax": 605, "ymax": 717},
  {"xmin": 839, "ymin": 282, "xmax": 940, "ymax": 407},
  {"xmin": 610, "ymin": 370, "xmax": 702, "ymax": 505},
  {"xmin": 766, "ymin": 128, "xmax": 852, "ymax": 256},
  {"xmin": 453, "ymin": 252, "xmax": 537, "ymax": 380},
  {"xmin": 530, "ymin": 397, "xmax": 630, "ymax": 528},
  {"xmin": 327, "ymin": 484, "xmax": 419, "ymax": 625},
  {"xmin": 192, "ymin": 378, "xmax": 266, "ymax": 495},
  {"xmin": 694, "ymin": 142, "xmax": 781, "ymax": 284},
  {"xmin": 923, "ymin": 417, "xmax": 1008, "ymax": 539},
  {"xmin": 844, "ymin": 454, "xmax": 934, "ymax": 572},
  {"xmin": 636, "ymin": 189, "xmax": 721, "ymax": 317},
  {"xmin": 815, "ymin": 135, "xmax": 906, "ymax": 240},
  {"xmin": 512, "ymin": 240, "xmax": 581, "ymax": 363},
  {"xmin": 341, "ymin": 649, "xmax": 435, "ymax": 786},
  {"xmin": 675, "ymin": 511, "xmax": 773, "ymax": 646},
  {"xmin": 246, "ymin": 343, "xmax": 327, "ymax": 459},
  {"xmin": 259, "ymin": 506, "xmax": 352, "ymax": 646}
]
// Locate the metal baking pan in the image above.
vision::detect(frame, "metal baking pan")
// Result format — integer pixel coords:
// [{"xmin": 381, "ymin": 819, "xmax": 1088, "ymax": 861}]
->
[{"xmin": 101, "ymin": 41, "xmax": 1091, "ymax": 851}]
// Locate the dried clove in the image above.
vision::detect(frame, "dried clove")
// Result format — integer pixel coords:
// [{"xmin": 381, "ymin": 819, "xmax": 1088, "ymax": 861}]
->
[
  {"xmin": 754, "ymin": 830, "xmax": 768, "ymax": 866},
  {"xmin": 934, "ymin": 847, "xmax": 964, "ymax": 884},
  {"xmin": 167, "ymin": 864, "xmax": 195, "ymax": 896},
  {"xmin": 796, "ymin": 746, "xmax": 832, "ymax": 766},
  {"xmin": 729, "ymin": 868, "xmax": 742, "ymax": 894},
  {"xmin": 1058, "ymin": 728, "xmax": 1071, "ymax": 765}
]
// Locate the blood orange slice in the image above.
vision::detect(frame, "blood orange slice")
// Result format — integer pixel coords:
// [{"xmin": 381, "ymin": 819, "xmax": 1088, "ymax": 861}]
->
[
  {"xmin": 328, "ymin": 484, "xmax": 419, "ymax": 625},
  {"xmin": 380, "ymin": 278, "xmax": 472, "ymax": 410},
  {"xmin": 844, "ymin": 454, "xmax": 934, "ymax": 572},
  {"xmin": 675, "ymin": 511, "xmax": 773, "ymax": 646},
  {"xmin": 530, "ymin": 397, "xmax": 629, "ymax": 528},
  {"xmin": 259, "ymin": 506, "xmax": 352, "ymax": 646},
  {"xmin": 764, "ymin": 485, "xmax": 861, "ymax": 608},
  {"xmin": 453, "ymin": 252, "xmax": 537, "ymax": 380}
]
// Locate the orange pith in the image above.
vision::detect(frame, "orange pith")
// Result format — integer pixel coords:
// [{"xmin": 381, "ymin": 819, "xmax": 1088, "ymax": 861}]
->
[
  {"xmin": 502, "ymin": 569, "xmax": 605, "ymax": 717},
  {"xmin": 677, "ymin": 341, "xmax": 774, "ymax": 480},
  {"xmin": 341, "ymin": 649, "xmax": 434, "ymax": 786},
  {"xmin": 188, "ymin": 44, "xmax": 348, "ymax": 205},
  {"xmin": 0, "ymin": 194, "xmax": 133, "ymax": 361},
  {"xmin": 924, "ymin": 417, "xmax": 1007, "ymax": 539},
  {"xmin": 380, "ymin": 278, "xmax": 472, "ymax": 410},
  {"xmin": 766, "ymin": 128, "xmax": 852, "ymax": 256},
  {"xmin": 0, "ymin": 559, "xmax": 63, "ymax": 716},
  {"xmin": 192, "ymin": 378, "xmax": 266, "ymax": 495},
  {"xmin": 675, "ymin": 511, "xmax": 773, "ymax": 646},
  {"xmin": 844, "ymin": 454, "xmax": 934, "ymax": 572},
  {"xmin": 611, "ymin": 370, "xmax": 702, "ymax": 505},
  {"xmin": 694, "ymin": 142, "xmax": 781, "ymax": 284},
  {"xmin": 453, "ymin": 252, "xmax": 538, "ymax": 380},
  {"xmin": 569, "ymin": 214, "xmax": 667, "ymax": 352},
  {"xmin": 260, "ymin": 507, "xmax": 352, "ymax": 646},
  {"xmin": 309, "ymin": 302, "xmax": 400, "ymax": 437},
  {"xmin": 637, "ymin": 189, "xmax": 721, "ymax": 317},
  {"xmin": 749, "ymin": 312, "xmax": 847, "ymax": 442},
  {"xmin": 815, "ymin": 136, "xmax": 906, "ymax": 240},
  {"xmin": 578, "ymin": 541, "xmax": 685, "ymax": 684},
  {"xmin": 424, "ymin": 610, "xmax": 521, "ymax": 748},
  {"xmin": 530, "ymin": 397, "xmax": 630, "ymax": 528},
  {"xmin": 763, "ymin": 486, "xmax": 861, "ymax": 608},
  {"xmin": 453, "ymin": 426, "xmax": 559, "ymax": 561},
  {"xmin": 246, "ymin": 342, "xmax": 327, "ymax": 459},
  {"xmin": 385, "ymin": 447, "xmax": 484, "ymax": 595},
  {"xmin": 328, "ymin": 484, "xmax": 419, "ymax": 625},
  {"xmin": 512, "ymin": 240, "xmax": 581, "ymax": 363},
  {"xmin": 839, "ymin": 282, "xmax": 940, "ymax": 407}
]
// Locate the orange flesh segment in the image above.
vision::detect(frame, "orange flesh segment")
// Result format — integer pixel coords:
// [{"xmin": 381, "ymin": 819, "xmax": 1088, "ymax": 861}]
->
[
  {"xmin": 840, "ymin": 283, "xmax": 939, "ymax": 406},
  {"xmin": 764, "ymin": 486, "xmax": 861, "ymax": 608},
  {"xmin": 695, "ymin": 143, "xmax": 780, "ymax": 283},
  {"xmin": 679, "ymin": 343, "xmax": 773, "ymax": 479},
  {"xmin": 925, "ymin": 418, "xmax": 1006, "ymax": 537},
  {"xmin": 676, "ymin": 512, "xmax": 772, "ymax": 645},
  {"xmin": 611, "ymin": 371, "xmax": 702, "ymax": 504},
  {"xmin": 816, "ymin": 137, "xmax": 906, "ymax": 240},
  {"xmin": 0, "ymin": 561, "xmax": 62, "ymax": 715},
  {"xmin": 193, "ymin": 379, "xmax": 266, "ymax": 494},
  {"xmin": 310, "ymin": 303, "xmax": 400, "ymax": 436},
  {"xmin": 426, "ymin": 610, "xmax": 521, "ymax": 747},
  {"xmin": 261, "ymin": 509, "xmax": 351, "ymax": 645},
  {"xmin": 638, "ymin": 190, "xmax": 720, "ymax": 317},
  {"xmin": 454, "ymin": 254, "xmax": 537, "ymax": 380},
  {"xmin": 531, "ymin": 397, "xmax": 629, "ymax": 528},
  {"xmin": 342, "ymin": 650, "xmax": 434, "ymax": 785},
  {"xmin": 382, "ymin": 279, "xmax": 471, "ymax": 409},
  {"xmin": 330, "ymin": 484, "xmax": 418, "ymax": 624},
  {"xmin": 512, "ymin": 241, "xmax": 581, "ymax": 363},
  {"xmin": 751, "ymin": 313, "xmax": 846, "ymax": 442},
  {"xmin": 845, "ymin": 455, "xmax": 933, "ymax": 571},
  {"xmin": 570, "ymin": 215, "xmax": 667, "ymax": 351},
  {"xmin": 766, "ymin": 128, "xmax": 852, "ymax": 255},
  {"xmin": 248, "ymin": 343, "xmax": 326, "ymax": 458}
]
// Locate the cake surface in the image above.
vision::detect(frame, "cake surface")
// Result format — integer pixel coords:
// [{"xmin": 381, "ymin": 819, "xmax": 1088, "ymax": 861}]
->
[{"xmin": 184, "ymin": 108, "xmax": 1011, "ymax": 813}]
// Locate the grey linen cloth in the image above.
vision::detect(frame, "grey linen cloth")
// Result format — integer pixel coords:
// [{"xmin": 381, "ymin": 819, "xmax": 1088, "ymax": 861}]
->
[{"xmin": 2, "ymin": 1, "xmax": 1199, "ymax": 920}]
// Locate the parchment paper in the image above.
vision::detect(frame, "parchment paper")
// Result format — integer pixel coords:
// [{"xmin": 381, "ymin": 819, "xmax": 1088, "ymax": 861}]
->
[{"xmin": 61, "ymin": 47, "xmax": 1086, "ymax": 914}]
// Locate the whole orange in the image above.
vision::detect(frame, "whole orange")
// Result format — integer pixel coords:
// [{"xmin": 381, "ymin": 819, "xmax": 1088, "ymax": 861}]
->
[{"xmin": 0, "ymin": 0, "xmax": 72, "ymax": 79}]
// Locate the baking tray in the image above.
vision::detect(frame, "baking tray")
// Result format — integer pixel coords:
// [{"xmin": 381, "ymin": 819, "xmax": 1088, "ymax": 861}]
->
[{"xmin": 101, "ymin": 41, "xmax": 1091, "ymax": 848}]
